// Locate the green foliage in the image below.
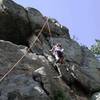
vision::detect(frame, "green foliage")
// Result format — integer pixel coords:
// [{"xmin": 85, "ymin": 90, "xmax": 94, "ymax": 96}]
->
[
  {"xmin": 90, "ymin": 39, "xmax": 100, "ymax": 55},
  {"xmin": 54, "ymin": 89, "xmax": 70, "ymax": 100}
]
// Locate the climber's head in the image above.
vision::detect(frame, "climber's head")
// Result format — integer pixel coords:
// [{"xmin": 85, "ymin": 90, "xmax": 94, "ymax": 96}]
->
[{"xmin": 56, "ymin": 43, "xmax": 62, "ymax": 47}]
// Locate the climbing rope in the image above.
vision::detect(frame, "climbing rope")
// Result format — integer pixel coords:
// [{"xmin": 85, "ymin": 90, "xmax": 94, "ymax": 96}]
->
[
  {"xmin": 0, "ymin": 17, "xmax": 49, "ymax": 83},
  {"xmin": 46, "ymin": 18, "xmax": 52, "ymax": 36},
  {"xmin": 46, "ymin": 18, "xmax": 54, "ymax": 45}
]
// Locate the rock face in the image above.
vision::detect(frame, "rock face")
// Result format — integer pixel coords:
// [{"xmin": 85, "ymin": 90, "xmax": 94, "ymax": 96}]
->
[
  {"xmin": 0, "ymin": 0, "xmax": 100, "ymax": 100},
  {"xmin": 0, "ymin": 0, "xmax": 70, "ymax": 47},
  {"xmin": 91, "ymin": 92, "xmax": 100, "ymax": 100},
  {"xmin": 0, "ymin": 0, "xmax": 32, "ymax": 46},
  {"xmin": 79, "ymin": 46, "xmax": 100, "ymax": 91},
  {"xmin": 0, "ymin": 40, "xmax": 58, "ymax": 100}
]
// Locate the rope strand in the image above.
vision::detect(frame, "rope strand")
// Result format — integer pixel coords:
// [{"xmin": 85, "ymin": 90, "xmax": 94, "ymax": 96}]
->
[{"xmin": 46, "ymin": 19, "xmax": 53, "ymax": 44}]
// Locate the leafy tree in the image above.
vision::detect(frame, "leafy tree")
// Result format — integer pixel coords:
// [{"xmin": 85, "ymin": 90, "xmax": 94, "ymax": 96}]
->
[{"xmin": 90, "ymin": 39, "xmax": 100, "ymax": 55}]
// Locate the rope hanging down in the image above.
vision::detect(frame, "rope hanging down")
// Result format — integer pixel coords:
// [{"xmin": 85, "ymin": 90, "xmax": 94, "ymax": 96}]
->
[
  {"xmin": 0, "ymin": 17, "xmax": 49, "ymax": 83},
  {"xmin": 47, "ymin": 19, "xmax": 52, "ymax": 37},
  {"xmin": 46, "ymin": 19, "xmax": 53, "ymax": 43}
]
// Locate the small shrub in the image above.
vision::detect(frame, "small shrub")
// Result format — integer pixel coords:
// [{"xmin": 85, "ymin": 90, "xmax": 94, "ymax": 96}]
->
[{"xmin": 54, "ymin": 89, "xmax": 70, "ymax": 100}]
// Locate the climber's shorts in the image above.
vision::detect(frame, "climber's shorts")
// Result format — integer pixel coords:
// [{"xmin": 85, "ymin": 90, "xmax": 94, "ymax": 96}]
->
[{"xmin": 56, "ymin": 51, "xmax": 63, "ymax": 58}]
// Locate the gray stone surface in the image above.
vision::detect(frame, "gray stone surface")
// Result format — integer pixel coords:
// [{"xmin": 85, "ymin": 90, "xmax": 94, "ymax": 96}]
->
[
  {"xmin": 0, "ymin": 40, "xmax": 51, "ymax": 100},
  {"xmin": 91, "ymin": 92, "xmax": 100, "ymax": 100},
  {"xmin": 79, "ymin": 46, "xmax": 100, "ymax": 91}
]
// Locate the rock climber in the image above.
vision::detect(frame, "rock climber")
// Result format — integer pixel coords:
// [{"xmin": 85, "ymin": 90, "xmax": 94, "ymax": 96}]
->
[{"xmin": 50, "ymin": 43, "xmax": 64, "ymax": 64}]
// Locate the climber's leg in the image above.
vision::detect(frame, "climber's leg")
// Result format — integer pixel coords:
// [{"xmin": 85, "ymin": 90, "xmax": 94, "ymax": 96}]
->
[
  {"xmin": 55, "ymin": 54, "xmax": 60, "ymax": 63},
  {"xmin": 59, "ymin": 57, "xmax": 64, "ymax": 64},
  {"xmin": 53, "ymin": 64, "xmax": 62, "ymax": 79},
  {"xmin": 56, "ymin": 64, "xmax": 62, "ymax": 77}
]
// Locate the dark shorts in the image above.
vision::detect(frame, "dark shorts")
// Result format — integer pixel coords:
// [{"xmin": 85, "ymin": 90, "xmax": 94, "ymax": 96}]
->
[{"xmin": 56, "ymin": 51, "xmax": 63, "ymax": 58}]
